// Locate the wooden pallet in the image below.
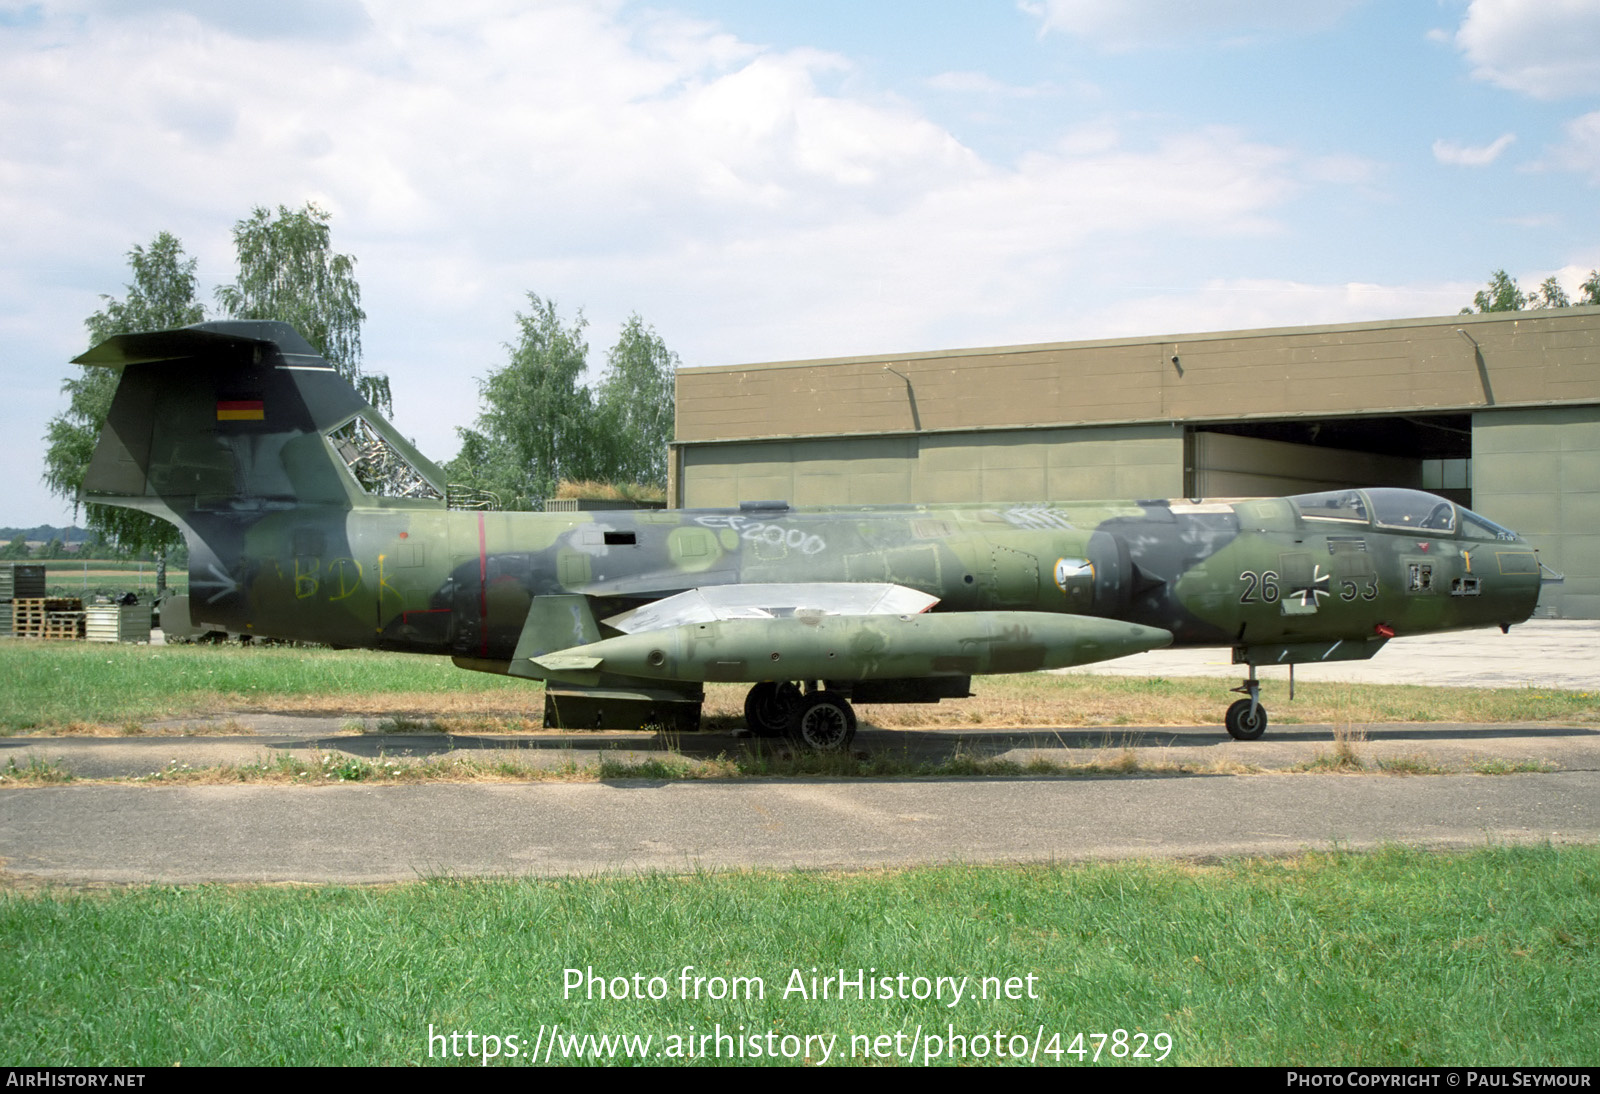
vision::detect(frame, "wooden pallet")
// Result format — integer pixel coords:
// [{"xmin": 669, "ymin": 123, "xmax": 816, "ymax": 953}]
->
[
  {"xmin": 10, "ymin": 598, "xmax": 85, "ymax": 639},
  {"xmin": 35, "ymin": 613, "xmax": 85, "ymax": 640},
  {"xmin": 11, "ymin": 597, "xmax": 83, "ymax": 614}
]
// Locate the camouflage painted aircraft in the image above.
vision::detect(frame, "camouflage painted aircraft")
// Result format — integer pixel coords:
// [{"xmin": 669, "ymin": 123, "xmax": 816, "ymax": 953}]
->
[{"xmin": 78, "ymin": 321, "xmax": 1547, "ymax": 748}]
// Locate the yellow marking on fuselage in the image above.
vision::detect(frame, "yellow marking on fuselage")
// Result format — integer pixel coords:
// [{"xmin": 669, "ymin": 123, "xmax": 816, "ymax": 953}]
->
[
  {"xmin": 294, "ymin": 558, "xmax": 319, "ymax": 599},
  {"xmin": 327, "ymin": 557, "xmax": 363, "ymax": 601},
  {"xmin": 376, "ymin": 552, "xmax": 402, "ymax": 632}
]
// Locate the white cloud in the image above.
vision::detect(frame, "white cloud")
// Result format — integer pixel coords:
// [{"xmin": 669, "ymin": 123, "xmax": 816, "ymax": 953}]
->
[
  {"xmin": 1500, "ymin": 213, "xmax": 1561, "ymax": 229},
  {"xmin": 1432, "ymin": 133, "xmax": 1517, "ymax": 166},
  {"xmin": 1304, "ymin": 154, "xmax": 1382, "ymax": 186},
  {"xmin": 1452, "ymin": 0, "xmax": 1600, "ymax": 100},
  {"xmin": 1550, "ymin": 111, "xmax": 1600, "ymax": 182},
  {"xmin": 89, "ymin": 0, "xmax": 374, "ymax": 42},
  {"xmin": 925, "ymin": 71, "xmax": 1056, "ymax": 98},
  {"xmin": 0, "ymin": 2, "xmax": 1310, "ymax": 330},
  {"xmin": 0, "ymin": 0, "xmax": 1394, "ymax": 522},
  {"xmin": 1083, "ymin": 279, "xmax": 1484, "ymax": 342},
  {"xmin": 1018, "ymin": 0, "xmax": 1365, "ymax": 48}
]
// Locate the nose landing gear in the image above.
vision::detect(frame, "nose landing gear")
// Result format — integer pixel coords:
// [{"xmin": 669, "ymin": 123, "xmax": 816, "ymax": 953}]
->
[{"xmin": 1225, "ymin": 668, "xmax": 1268, "ymax": 740}]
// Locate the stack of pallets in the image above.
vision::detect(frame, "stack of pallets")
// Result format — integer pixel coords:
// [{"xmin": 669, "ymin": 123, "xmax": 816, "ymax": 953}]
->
[
  {"xmin": 0, "ymin": 563, "xmax": 47, "ymax": 638},
  {"xmin": 10, "ymin": 597, "xmax": 86, "ymax": 640}
]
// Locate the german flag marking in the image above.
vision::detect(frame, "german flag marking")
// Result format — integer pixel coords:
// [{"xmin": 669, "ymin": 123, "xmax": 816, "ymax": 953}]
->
[{"xmin": 217, "ymin": 399, "xmax": 264, "ymax": 421}]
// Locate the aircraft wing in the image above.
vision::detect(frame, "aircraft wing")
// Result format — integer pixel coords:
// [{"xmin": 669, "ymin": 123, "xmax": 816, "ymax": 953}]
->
[{"xmin": 601, "ymin": 582, "xmax": 939, "ymax": 634}]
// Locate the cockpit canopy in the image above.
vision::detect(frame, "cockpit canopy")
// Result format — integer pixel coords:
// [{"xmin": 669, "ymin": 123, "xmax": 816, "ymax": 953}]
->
[{"xmin": 1288, "ymin": 488, "xmax": 1520, "ymax": 542}]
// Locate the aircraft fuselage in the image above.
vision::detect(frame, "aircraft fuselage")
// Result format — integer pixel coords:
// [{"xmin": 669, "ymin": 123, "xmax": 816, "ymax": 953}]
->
[{"xmin": 183, "ymin": 490, "xmax": 1541, "ymax": 669}]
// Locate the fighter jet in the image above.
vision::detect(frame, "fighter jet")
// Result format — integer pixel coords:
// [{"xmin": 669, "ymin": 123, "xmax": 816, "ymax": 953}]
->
[{"xmin": 76, "ymin": 321, "xmax": 1546, "ymax": 748}]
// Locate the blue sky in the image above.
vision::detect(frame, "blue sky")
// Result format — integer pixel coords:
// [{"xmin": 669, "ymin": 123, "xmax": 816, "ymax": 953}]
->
[{"xmin": 3, "ymin": 0, "xmax": 1598, "ymax": 526}]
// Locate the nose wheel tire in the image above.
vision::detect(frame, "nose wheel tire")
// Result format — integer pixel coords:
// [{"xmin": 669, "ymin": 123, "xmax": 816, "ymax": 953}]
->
[
  {"xmin": 788, "ymin": 691, "xmax": 857, "ymax": 751},
  {"xmin": 744, "ymin": 681, "xmax": 802, "ymax": 738},
  {"xmin": 1224, "ymin": 698, "xmax": 1268, "ymax": 741}
]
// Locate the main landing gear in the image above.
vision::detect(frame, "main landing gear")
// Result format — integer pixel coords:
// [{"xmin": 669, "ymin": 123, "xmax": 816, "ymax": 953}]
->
[
  {"xmin": 743, "ymin": 681, "xmax": 858, "ymax": 751},
  {"xmin": 1225, "ymin": 668, "xmax": 1268, "ymax": 741}
]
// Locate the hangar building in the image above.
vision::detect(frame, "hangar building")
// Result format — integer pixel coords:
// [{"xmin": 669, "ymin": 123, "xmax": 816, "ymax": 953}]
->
[{"xmin": 669, "ymin": 308, "xmax": 1600, "ymax": 618}]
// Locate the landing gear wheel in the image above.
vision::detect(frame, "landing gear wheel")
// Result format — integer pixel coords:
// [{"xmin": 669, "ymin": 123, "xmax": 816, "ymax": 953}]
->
[
  {"xmin": 788, "ymin": 690, "xmax": 857, "ymax": 751},
  {"xmin": 1225, "ymin": 698, "xmax": 1268, "ymax": 741},
  {"xmin": 744, "ymin": 681, "xmax": 801, "ymax": 738}
]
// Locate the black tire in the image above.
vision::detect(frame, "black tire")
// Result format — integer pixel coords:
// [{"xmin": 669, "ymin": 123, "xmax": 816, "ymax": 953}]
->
[
  {"xmin": 788, "ymin": 690, "xmax": 857, "ymax": 751},
  {"xmin": 744, "ymin": 681, "xmax": 801, "ymax": 738},
  {"xmin": 1224, "ymin": 698, "xmax": 1268, "ymax": 741}
]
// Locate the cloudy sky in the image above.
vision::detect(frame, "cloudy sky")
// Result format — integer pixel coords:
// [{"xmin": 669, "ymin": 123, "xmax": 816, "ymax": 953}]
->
[{"xmin": 3, "ymin": 0, "xmax": 1598, "ymax": 527}]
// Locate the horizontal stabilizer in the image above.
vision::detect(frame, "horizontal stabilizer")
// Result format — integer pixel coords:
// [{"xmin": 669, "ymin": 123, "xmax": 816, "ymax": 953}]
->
[
  {"xmin": 603, "ymin": 582, "xmax": 939, "ymax": 634},
  {"xmin": 72, "ymin": 321, "xmax": 331, "ymax": 370}
]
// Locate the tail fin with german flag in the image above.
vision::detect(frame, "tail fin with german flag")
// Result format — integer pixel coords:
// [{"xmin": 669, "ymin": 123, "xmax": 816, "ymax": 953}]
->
[{"xmin": 77, "ymin": 320, "xmax": 447, "ymax": 638}]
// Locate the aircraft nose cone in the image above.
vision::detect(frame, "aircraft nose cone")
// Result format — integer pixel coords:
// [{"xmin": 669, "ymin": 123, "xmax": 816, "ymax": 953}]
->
[{"xmin": 1485, "ymin": 549, "xmax": 1544, "ymax": 628}]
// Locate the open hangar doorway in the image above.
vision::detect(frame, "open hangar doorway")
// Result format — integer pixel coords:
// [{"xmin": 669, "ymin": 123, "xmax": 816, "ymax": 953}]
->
[{"xmin": 1185, "ymin": 414, "xmax": 1473, "ymax": 507}]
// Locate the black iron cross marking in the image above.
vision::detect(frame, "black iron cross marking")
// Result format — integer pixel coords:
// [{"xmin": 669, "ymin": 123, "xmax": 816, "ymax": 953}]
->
[{"xmin": 1290, "ymin": 564, "xmax": 1331, "ymax": 608}]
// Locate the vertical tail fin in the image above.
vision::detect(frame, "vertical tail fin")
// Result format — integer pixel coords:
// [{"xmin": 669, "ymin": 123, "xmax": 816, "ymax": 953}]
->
[
  {"xmin": 77, "ymin": 321, "xmax": 446, "ymax": 635},
  {"xmin": 79, "ymin": 320, "xmax": 444, "ymax": 519}
]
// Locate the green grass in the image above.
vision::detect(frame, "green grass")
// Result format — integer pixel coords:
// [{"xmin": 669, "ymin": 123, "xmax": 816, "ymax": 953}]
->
[
  {"xmin": 0, "ymin": 643, "xmax": 533, "ymax": 733},
  {"xmin": 38, "ymin": 559, "xmax": 171, "ymax": 572},
  {"xmin": 2, "ymin": 641, "xmax": 1597, "ymax": 735},
  {"xmin": 1, "ymin": 846, "xmax": 1595, "ymax": 1066},
  {"xmin": 35, "ymin": 558, "xmax": 188, "ymax": 599}
]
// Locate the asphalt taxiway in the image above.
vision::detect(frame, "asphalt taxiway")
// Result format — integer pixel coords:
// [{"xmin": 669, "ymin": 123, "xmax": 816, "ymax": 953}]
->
[{"xmin": 1, "ymin": 621, "xmax": 1595, "ymax": 885}]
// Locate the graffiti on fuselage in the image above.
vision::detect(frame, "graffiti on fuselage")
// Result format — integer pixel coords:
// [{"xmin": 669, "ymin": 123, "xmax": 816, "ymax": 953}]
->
[
  {"xmin": 692, "ymin": 514, "xmax": 827, "ymax": 556},
  {"xmin": 286, "ymin": 556, "xmax": 366, "ymax": 601}
]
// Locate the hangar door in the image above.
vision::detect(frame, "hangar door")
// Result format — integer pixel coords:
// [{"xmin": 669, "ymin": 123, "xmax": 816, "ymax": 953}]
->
[{"xmin": 1187, "ymin": 415, "xmax": 1471, "ymax": 506}]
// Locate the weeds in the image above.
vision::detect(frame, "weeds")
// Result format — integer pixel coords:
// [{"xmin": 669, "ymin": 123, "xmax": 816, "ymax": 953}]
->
[
  {"xmin": 1294, "ymin": 723, "xmax": 1369, "ymax": 773},
  {"xmin": 375, "ymin": 715, "xmax": 440, "ymax": 734},
  {"xmin": 1294, "ymin": 752, "xmax": 1367, "ymax": 773},
  {"xmin": 1377, "ymin": 755, "xmax": 1451, "ymax": 775},
  {"xmin": 0, "ymin": 755, "xmax": 74, "ymax": 784},
  {"xmin": 51, "ymin": 737, "xmax": 1558, "ymax": 787},
  {"xmin": 1468, "ymin": 758, "xmax": 1561, "ymax": 775}
]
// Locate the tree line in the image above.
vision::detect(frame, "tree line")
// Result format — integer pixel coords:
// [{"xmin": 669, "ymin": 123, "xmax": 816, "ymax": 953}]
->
[
  {"xmin": 0, "ymin": 528, "xmax": 188, "ymax": 563},
  {"xmin": 1462, "ymin": 268, "xmax": 1600, "ymax": 313},
  {"xmin": 42, "ymin": 204, "xmax": 678, "ymax": 562},
  {"xmin": 446, "ymin": 297, "xmax": 677, "ymax": 510},
  {"xmin": 46, "ymin": 221, "xmax": 1598, "ymax": 562}
]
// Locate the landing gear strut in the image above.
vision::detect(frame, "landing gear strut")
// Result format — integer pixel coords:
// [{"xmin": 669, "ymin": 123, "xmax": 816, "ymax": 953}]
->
[{"xmin": 1225, "ymin": 668, "xmax": 1268, "ymax": 741}]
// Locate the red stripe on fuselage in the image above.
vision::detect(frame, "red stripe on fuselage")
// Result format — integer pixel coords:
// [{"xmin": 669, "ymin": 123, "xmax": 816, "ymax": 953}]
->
[{"xmin": 477, "ymin": 511, "xmax": 489, "ymax": 658}]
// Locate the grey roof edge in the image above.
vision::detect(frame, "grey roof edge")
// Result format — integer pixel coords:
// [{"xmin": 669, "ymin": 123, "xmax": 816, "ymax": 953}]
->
[
  {"xmin": 667, "ymin": 397, "xmax": 1600, "ymax": 449},
  {"xmin": 681, "ymin": 305, "xmax": 1600, "ymax": 376}
]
